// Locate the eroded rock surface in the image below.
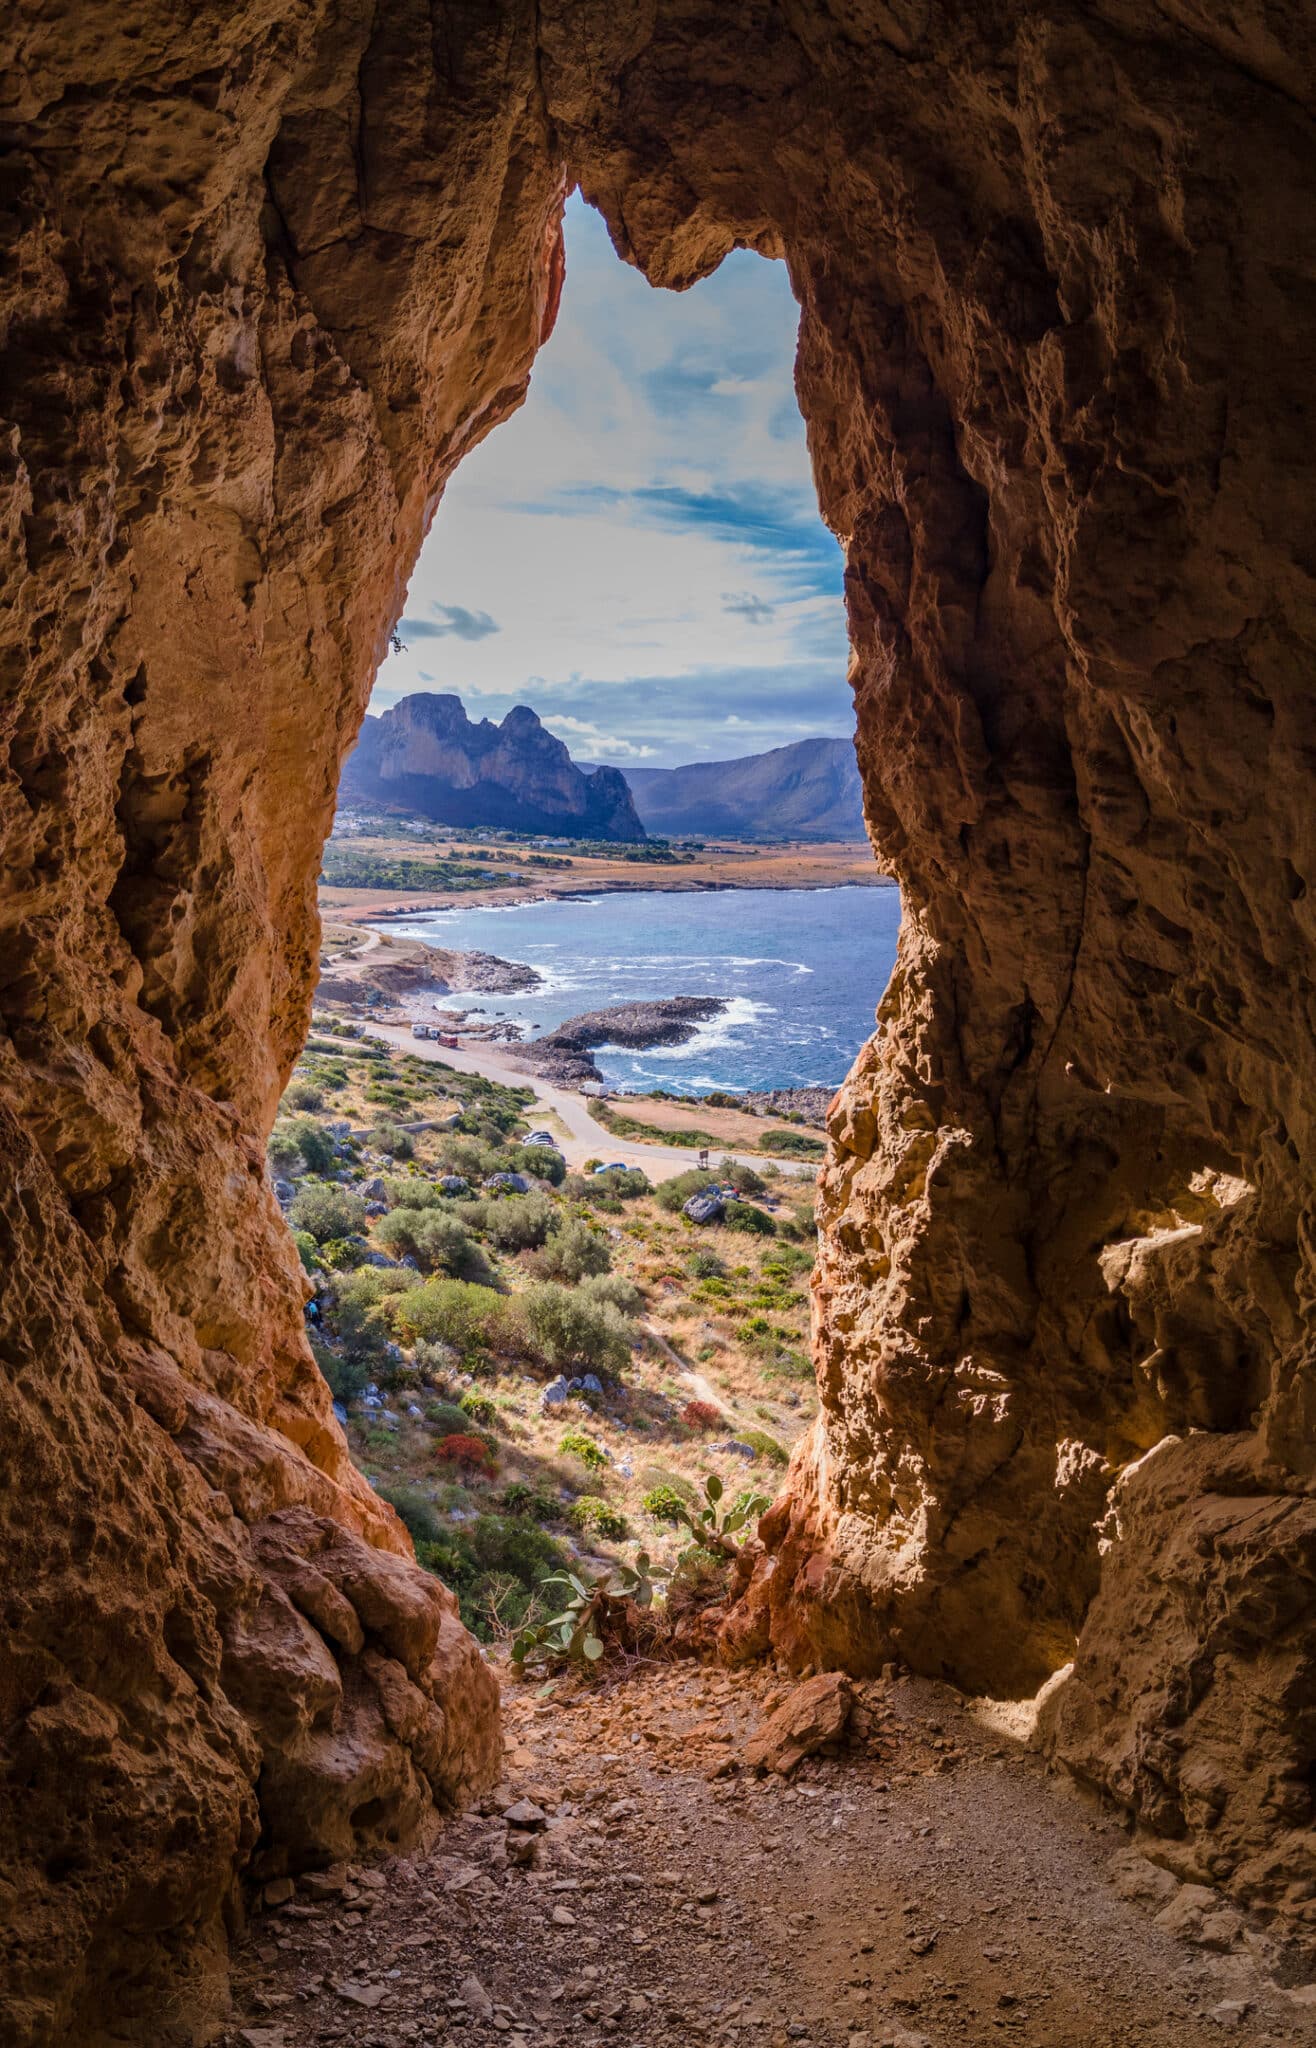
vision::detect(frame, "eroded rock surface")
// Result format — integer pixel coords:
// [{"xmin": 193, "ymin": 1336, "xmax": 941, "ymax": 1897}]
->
[{"xmin": 2, "ymin": 0, "xmax": 1314, "ymax": 2039}]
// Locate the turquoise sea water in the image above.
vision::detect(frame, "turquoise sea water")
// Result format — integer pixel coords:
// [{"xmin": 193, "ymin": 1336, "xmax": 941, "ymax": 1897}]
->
[{"xmin": 377, "ymin": 885, "xmax": 901, "ymax": 1095}]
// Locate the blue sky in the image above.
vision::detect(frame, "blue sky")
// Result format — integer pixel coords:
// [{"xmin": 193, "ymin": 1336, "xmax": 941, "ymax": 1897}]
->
[{"xmin": 374, "ymin": 194, "xmax": 851, "ymax": 768}]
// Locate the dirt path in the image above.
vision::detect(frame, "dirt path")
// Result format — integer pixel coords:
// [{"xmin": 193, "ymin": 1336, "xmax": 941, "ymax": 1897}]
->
[
  {"xmin": 223, "ymin": 1665, "xmax": 1312, "ymax": 2048},
  {"xmin": 641, "ymin": 1322, "xmax": 736, "ymax": 1421},
  {"xmin": 368, "ymin": 1024, "xmax": 813, "ymax": 1184}
]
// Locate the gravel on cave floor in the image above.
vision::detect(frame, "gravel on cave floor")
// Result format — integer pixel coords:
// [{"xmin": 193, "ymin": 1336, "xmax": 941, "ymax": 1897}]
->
[{"xmin": 223, "ymin": 1665, "xmax": 1315, "ymax": 2048}]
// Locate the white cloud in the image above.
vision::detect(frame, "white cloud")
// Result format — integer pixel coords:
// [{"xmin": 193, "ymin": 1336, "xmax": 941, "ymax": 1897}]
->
[{"xmin": 375, "ymin": 193, "xmax": 848, "ymax": 765}]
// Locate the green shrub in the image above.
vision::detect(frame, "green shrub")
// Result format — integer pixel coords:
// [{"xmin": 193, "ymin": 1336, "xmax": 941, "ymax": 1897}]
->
[
  {"xmin": 331, "ymin": 1292, "xmax": 395, "ymax": 1374},
  {"xmin": 724, "ymin": 1200, "xmax": 776, "ymax": 1237},
  {"xmin": 387, "ymin": 1277, "xmax": 514, "ymax": 1357},
  {"xmin": 268, "ymin": 1127, "xmax": 303, "ymax": 1175},
  {"xmin": 559, "ymin": 1429, "xmax": 608, "ymax": 1470},
  {"xmin": 759, "ymin": 1128, "xmax": 825, "ymax": 1158},
  {"xmin": 282, "ymin": 1080, "xmax": 323, "ymax": 1112},
  {"xmin": 381, "ymin": 1176, "xmax": 448, "ymax": 1209},
  {"xmin": 374, "ymin": 1207, "xmax": 488, "ymax": 1280},
  {"xmin": 372, "ymin": 1123, "xmax": 414, "ymax": 1160},
  {"xmin": 284, "ymin": 1117, "xmax": 338, "ymax": 1176},
  {"xmin": 688, "ymin": 1248, "xmax": 727, "ymax": 1280},
  {"xmin": 568, "ymin": 1495, "xmax": 628, "ymax": 1539},
  {"xmin": 289, "ymin": 1183, "xmax": 367, "ymax": 1243},
  {"xmin": 311, "ymin": 1339, "xmax": 371, "ymax": 1408},
  {"xmin": 291, "ymin": 1228, "xmax": 320, "ymax": 1274},
  {"xmin": 523, "ymin": 1284, "xmax": 632, "ymax": 1375},
  {"xmin": 460, "ymin": 1193, "xmax": 556, "ymax": 1252},
  {"xmin": 725, "ymin": 1162, "xmax": 767, "ymax": 1196},
  {"xmin": 375, "ymin": 1482, "xmax": 445, "ymax": 1546},
  {"xmin": 321, "ymin": 1235, "xmax": 369, "ymax": 1270},
  {"xmin": 530, "ymin": 1219, "xmax": 611, "ymax": 1283},
  {"xmin": 432, "ymin": 1135, "xmax": 505, "ymax": 1181},
  {"xmin": 656, "ymin": 1168, "xmax": 720, "ymax": 1214},
  {"xmin": 501, "ymin": 1480, "xmax": 560, "ymax": 1521},
  {"xmin": 414, "ymin": 1513, "xmax": 567, "ymax": 1638},
  {"xmin": 739, "ymin": 1428, "xmax": 790, "ymax": 1466},
  {"xmin": 579, "ymin": 1271, "xmax": 644, "ymax": 1316},
  {"xmin": 510, "ymin": 1144, "xmax": 567, "ymax": 1186},
  {"xmin": 762, "ymin": 1245, "xmax": 815, "ymax": 1277},
  {"xmin": 425, "ymin": 1398, "xmax": 474, "ymax": 1434},
  {"xmin": 460, "ymin": 1391, "xmax": 499, "ymax": 1427},
  {"xmin": 336, "ymin": 1264, "xmax": 412, "ymax": 1306},
  {"xmin": 642, "ymin": 1483, "xmax": 688, "ymax": 1525}
]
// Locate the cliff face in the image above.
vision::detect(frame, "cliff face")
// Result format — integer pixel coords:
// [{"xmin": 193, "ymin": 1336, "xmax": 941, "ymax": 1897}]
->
[
  {"xmin": 624, "ymin": 737, "xmax": 867, "ymax": 842},
  {"xmin": 343, "ymin": 694, "xmax": 646, "ymax": 840},
  {"xmin": 2, "ymin": 2, "xmax": 1314, "ymax": 2039}
]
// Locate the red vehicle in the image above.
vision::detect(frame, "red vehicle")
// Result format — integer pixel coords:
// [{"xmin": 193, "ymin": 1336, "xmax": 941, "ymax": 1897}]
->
[{"xmin": 438, "ymin": 1034, "xmax": 460, "ymax": 1049}]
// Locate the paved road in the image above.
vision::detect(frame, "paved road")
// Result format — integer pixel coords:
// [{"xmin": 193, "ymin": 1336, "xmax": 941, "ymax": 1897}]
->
[{"xmin": 367, "ymin": 1024, "xmax": 815, "ymax": 1184}]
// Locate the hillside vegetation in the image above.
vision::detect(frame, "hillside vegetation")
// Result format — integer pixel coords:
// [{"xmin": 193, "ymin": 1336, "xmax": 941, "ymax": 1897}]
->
[{"xmin": 270, "ymin": 1022, "xmax": 819, "ymax": 1641}]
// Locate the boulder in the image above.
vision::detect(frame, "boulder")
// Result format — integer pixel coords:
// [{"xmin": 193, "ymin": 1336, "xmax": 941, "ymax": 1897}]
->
[
  {"xmin": 742, "ymin": 1672, "xmax": 853, "ymax": 1775},
  {"xmin": 683, "ymin": 1192, "xmax": 725, "ymax": 1225}
]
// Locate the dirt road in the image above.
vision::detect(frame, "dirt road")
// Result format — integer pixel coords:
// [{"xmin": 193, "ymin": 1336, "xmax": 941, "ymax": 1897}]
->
[{"xmin": 369, "ymin": 1024, "xmax": 814, "ymax": 1185}]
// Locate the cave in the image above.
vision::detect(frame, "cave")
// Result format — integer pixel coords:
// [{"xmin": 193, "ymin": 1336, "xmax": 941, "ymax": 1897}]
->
[{"xmin": 2, "ymin": 3, "xmax": 1314, "ymax": 2042}]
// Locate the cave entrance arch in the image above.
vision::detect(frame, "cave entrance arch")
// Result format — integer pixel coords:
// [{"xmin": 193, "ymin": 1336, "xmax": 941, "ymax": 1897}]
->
[{"xmin": 3, "ymin": 6, "xmax": 1313, "ymax": 2042}]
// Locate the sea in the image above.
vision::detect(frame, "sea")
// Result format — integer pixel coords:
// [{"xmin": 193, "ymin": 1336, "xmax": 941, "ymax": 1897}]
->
[{"xmin": 375, "ymin": 884, "xmax": 901, "ymax": 1096}]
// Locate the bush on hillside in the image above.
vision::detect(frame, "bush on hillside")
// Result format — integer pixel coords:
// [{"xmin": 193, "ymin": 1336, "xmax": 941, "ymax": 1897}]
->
[
  {"xmin": 565, "ymin": 1166, "xmax": 650, "ymax": 1203},
  {"xmin": 414, "ymin": 1513, "xmax": 566, "ymax": 1638},
  {"xmin": 458, "ymin": 1194, "xmax": 556, "ymax": 1252},
  {"xmin": 387, "ymin": 1277, "xmax": 518, "ymax": 1359},
  {"xmin": 681, "ymin": 1400, "xmax": 721, "ymax": 1430},
  {"xmin": 522, "ymin": 1283, "xmax": 632, "ymax": 1376},
  {"xmin": 568, "ymin": 1495, "xmax": 628, "ymax": 1539},
  {"xmin": 759, "ymin": 1128, "xmax": 825, "ymax": 1157},
  {"xmin": 578, "ymin": 1271, "xmax": 644, "ymax": 1316},
  {"xmin": 282, "ymin": 1080, "xmax": 323, "ymax": 1112},
  {"xmin": 374, "ymin": 1207, "xmax": 488, "ymax": 1280},
  {"xmin": 285, "ymin": 1116, "xmax": 339, "ymax": 1176},
  {"xmin": 687, "ymin": 1248, "xmax": 727, "ymax": 1280},
  {"xmin": 642, "ymin": 1483, "xmax": 688, "ymax": 1525},
  {"xmin": 509, "ymin": 1143, "xmax": 567, "ymax": 1186},
  {"xmin": 372, "ymin": 1122, "xmax": 414, "ymax": 1160},
  {"xmin": 558, "ymin": 1428, "xmax": 608, "ymax": 1470},
  {"xmin": 311, "ymin": 1338, "xmax": 371, "ymax": 1409},
  {"xmin": 375, "ymin": 1482, "xmax": 445, "ymax": 1546},
  {"xmin": 289, "ymin": 1183, "xmax": 367, "ymax": 1242},
  {"xmin": 291, "ymin": 1228, "xmax": 320, "ymax": 1275},
  {"xmin": 724, "ymin": 1200, "xmax": 776, "ymax": 1237},
  {"xmin": 501, "ymin": 1481, "xmax": 560, "ymax": 1522},
  {"xmin": 725, "ymin": 1162, "xmax": 767, "ymax": 1196},
  {"xmin": 459, "ymin": 1390, "xmax": 499, "ymax": 1426},
  {"xmin": 656, "ymin": 1168, "xmax": 719, "ymax": 1213},
  {"xmin": 529, "ymin": 1218, "xmax": 611, "ymax": 1283},
  {"xmin": 739, "ymin": 1427, "xmax": 790, "ymax": 1466}
]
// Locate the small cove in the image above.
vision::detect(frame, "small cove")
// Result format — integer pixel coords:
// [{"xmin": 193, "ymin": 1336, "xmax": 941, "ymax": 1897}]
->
[{"xmin": 374, "ymin": 883, "xmax": 901, "ymax": 1094}]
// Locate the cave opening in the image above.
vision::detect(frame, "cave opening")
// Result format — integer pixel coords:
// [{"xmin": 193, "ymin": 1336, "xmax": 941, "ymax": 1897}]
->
[{"xmin": 2, "ymin": 5, "xmax": 1314, "ymax": 2043}]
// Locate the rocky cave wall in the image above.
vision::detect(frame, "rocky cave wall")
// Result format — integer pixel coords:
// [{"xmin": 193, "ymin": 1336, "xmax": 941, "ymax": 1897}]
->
[{"xmin": 1, "ymin": 1, "xmax": 1313, "ymax": 2041}]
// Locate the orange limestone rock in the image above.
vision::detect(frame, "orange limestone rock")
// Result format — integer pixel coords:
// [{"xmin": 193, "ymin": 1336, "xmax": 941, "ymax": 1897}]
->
[{"xmin": 1, "ymin": 0, "xmax": 1314, "ymax": 2038}]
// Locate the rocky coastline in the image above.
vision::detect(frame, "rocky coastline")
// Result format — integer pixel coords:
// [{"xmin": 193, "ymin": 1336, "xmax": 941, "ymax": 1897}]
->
[{"xmin": 507, "ymin": 996, "xmax": 726, "ymax": 1085}]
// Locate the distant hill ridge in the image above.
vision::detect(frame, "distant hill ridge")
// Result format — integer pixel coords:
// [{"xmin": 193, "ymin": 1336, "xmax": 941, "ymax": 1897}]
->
[
  {"xmin": 617, "ymin": 736, "xmax": 867, "ymax": 842},
  {"xmin": 340, "ymin": 694, "xmax": 646, "ymax": 841}
]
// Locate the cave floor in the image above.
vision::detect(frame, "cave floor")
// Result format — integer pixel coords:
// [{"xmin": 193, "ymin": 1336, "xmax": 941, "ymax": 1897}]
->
[{"xmin": 224, "ymin": 1666, "xmax": 1313, "ymax": 2048}]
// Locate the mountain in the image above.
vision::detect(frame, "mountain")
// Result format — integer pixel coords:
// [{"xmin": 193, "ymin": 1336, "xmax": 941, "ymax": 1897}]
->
[
  {"xmin": 618, "ymin": 737, "xmax": 866, "ymax": 842},
  {"xmin": 339, "ymin": 694, "xmax": 646, "ymax": 841}
]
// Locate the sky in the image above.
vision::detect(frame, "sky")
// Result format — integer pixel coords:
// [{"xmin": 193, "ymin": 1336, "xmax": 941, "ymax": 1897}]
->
[{"xmin": 373, "ymin": 193, "xmax": 852, "ymax": 770}]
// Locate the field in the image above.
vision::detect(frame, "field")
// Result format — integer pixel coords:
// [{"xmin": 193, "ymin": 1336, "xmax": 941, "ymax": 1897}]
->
[
  {"xmin": 273, "ymin": 1021, "xmax": 819, "ymax": 1643},
  {"xmin": 319, "ymin": 831, "xmax": 885, "ymax": 921}
]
